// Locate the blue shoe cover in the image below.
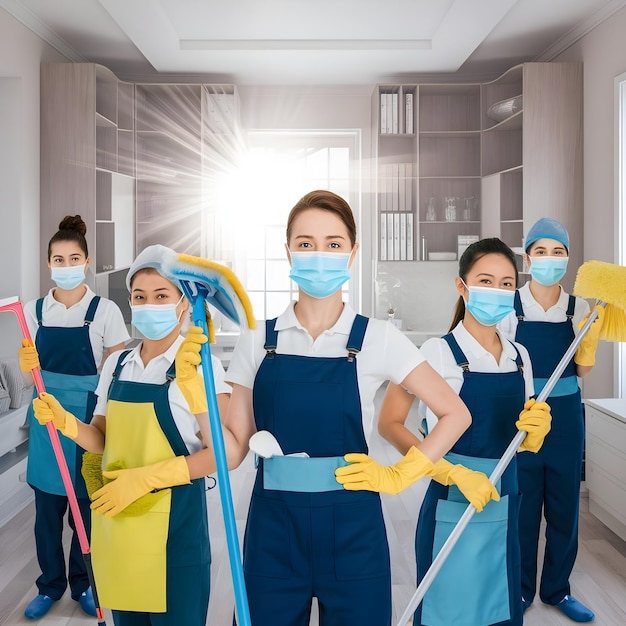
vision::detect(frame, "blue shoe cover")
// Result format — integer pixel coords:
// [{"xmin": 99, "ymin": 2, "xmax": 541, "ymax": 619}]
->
[
  {"xmin": 78, "ymin": 586, "xmax": 97, "ymax": 617},
  {"xmin": 24, "ymin": 595, "xmax": 55, "ymax": 619},
  {"xmin": 557, "ymin": 595, "xmax": 595, "ymax": 622}
]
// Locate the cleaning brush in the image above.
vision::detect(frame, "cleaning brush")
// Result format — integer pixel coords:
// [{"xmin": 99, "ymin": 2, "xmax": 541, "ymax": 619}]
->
[{"xmin": 573, "ymin": 260, "xmax": 626, "ymax": 341}]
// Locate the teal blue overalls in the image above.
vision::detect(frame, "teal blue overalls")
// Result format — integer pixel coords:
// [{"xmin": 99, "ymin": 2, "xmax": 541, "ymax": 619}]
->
[
  {"xmin": 415, "ymin": 333, "xmax": 525, "ymax": 626},
  {"xmin": 514, "ymin": 292, "xmax": 584, "ymax": 606},
  {"xmin": 243, "ymin": 315, "xmax": 392, "ymax": 626},
  {"xmin": 95, "ymin": 351, "xmax": 210, "ymax": 626},
  {"xmin": 26, "ymin": 296, "xmax": 100, "ymax": 601}
]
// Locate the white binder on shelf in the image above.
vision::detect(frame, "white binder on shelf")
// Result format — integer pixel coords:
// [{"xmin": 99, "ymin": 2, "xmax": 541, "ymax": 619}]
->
[
  {"xmin": 391, "ymin": 92, "xmax": 398, "ymax": 134},
  {"xmin": 393, "ymin": 213, "xmax": 400, "ymax": 260},
  {"xmin": 380, "ymin": 93, "xmax": 388, "ymax": 134},
  {"xmin": 407, "ymin": 213, "xmax": 414, "ymax": 260},
  {"xmin": 405, "ymin": 92, "xmax": 414, "ymax": 134},
  {"xmin": 387, "ymin": 213, "xmax": 395, "ymax": 260},
  {"xmin": 400, "ymin": 212, "xmax": 407, "ymax": 261},
  {"xmin": 380, "ymin": 213, "xmax": 387, "ymax": 261}
]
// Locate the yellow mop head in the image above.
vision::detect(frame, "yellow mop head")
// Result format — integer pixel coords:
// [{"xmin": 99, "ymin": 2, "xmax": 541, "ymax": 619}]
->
[{"xmin": 573, "ymin": 260, "xmax": 626, "ymax": 341}]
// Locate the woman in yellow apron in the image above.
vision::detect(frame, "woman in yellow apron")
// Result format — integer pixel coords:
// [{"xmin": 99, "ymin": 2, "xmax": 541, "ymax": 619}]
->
[{"xmin": 31, "ymin": 245, "xmax": 231, "ymax": 626}]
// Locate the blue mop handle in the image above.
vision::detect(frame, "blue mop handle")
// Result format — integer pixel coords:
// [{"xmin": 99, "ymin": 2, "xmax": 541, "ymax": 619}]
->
[
  {"xmin": 191, "ymin": 297, "xmax": 251, "ymax": 626},
  {"xmin": 395, "ymin": 306, "xmax": 602, "ymax": 626}
]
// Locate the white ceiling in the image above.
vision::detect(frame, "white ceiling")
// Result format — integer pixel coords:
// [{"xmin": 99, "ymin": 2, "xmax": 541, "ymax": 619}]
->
[{"xmin": 3, "ymin": 0, "xmax": 625, "ymax": 85}]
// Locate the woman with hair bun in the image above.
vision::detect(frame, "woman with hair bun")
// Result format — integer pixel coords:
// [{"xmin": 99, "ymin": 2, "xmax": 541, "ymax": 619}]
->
[{"xmin": 18, "ymin": 215, "xmax": 130, "ymax": 620}]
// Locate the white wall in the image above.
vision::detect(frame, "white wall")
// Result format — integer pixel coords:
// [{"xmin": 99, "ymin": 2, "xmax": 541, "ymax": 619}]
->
[
  {"xmin": 554, "ymin": 6, "xmax": 626, "ymax": 399},
  {"xmin": 0, "ymin": 8, "xmax": 67, "ymax": 357}
]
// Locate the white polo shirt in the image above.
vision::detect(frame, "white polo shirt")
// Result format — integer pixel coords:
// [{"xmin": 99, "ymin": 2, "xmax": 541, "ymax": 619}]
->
[
  {"xmin": 94, "ymin": 334, "xmax": 232, "ymax": 453},
  {"xmin": 24, "ymin": 286, "xmax": 130, "ymax": 368},
  {"xmin": 418, "ymin": 321, "xmax": 535, "ymax": 433},
  {"xmin": 498, "ymin": 282, "xmax": 590, "ymax": 341},
  {"xmin": 226, "ymin": 301, "xmax": 426, "ymax": 441}
]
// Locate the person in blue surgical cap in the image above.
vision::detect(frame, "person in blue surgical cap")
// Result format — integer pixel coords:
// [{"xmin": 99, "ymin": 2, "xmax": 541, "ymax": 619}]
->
[{"xmin": 499, "ymin": 217, "xmax": 602, "ymax": 623}]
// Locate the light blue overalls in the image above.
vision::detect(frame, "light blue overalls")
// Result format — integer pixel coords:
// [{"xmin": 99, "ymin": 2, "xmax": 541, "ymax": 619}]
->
[
  {"xmin": 513, "ymin": 292, "xmax": 584, "ymax": 606},
  {"xmin": 26, "ymin": 296, "xmax": 100, "ymax": 601},
  {"xmin": 415, "ymin": 333, "xmax": 525, "ymax": 626},
  {"xmin": 243, "ymin": 315, "xmax": 392, "ymax": 626},
  {"xmin": 103, "ymin": 351, "xmax": 211, "ymax": 626}
]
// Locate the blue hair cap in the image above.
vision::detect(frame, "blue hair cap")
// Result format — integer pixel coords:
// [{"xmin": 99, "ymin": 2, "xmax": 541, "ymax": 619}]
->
[{"xmin": 524, "ymin": 217, "xmax": 569, "ymax": 252}]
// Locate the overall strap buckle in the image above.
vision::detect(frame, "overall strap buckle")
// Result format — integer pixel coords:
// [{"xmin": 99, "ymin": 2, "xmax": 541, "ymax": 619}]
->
[
  {"xmin": 347, "ymin": 347, "xmax": 359, "ymax": 362},
  {"xmin": 265, "ymin": 345, "xmax": 277, "ymax": 359}
]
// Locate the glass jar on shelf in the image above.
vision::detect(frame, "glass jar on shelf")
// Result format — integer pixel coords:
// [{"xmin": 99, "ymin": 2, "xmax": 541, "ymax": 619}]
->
[
  {"xmin": 444, "ymin": 197, "xmax": 457, "ymax": 222},
  {"xmin": 425, "ymin": 197, "xmax": 437, "ymax": 221}
]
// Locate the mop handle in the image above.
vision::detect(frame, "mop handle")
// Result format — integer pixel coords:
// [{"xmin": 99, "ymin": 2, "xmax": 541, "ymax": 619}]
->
[
  {"xmin": 189, "ymin": 296, "xmax": 251, "ymax": 626},
  {"xmin": 11, "ymin": 301, "xmax": 107, "ymax": 624},
  {"xmin": 395, "ymin": 305, "xmax": 602, "ymax": 626},
  {"xmin": 14, "ymin": 309, "xmax": 91, "ymax": 553}
]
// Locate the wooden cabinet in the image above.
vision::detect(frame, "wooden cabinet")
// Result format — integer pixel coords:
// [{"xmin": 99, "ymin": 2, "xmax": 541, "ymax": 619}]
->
[
  {"xmin": 584, "ymin": 399, "xmax": 626, "ymax": 542},
  {"xmin": 134, "ymin": 82, "xmax": 240, "ymax": 258},
  {"xmin": 373, "ymin": 85, "xmax": 417, "ymax": 261},
  {"xmin": 373, "ymin": 62, "xmax": 583, "ymax": 277},
  {"xmin": 418, "ymin": 84, "xmax": 482, "ymax": 259},
  {"xmin": 41, "ymin": 64, "xmax": 240, "ymax": 289},
  {"xmin": 481, "ymin": 63, "xmax": 583, "ymax": 287},
  {"xmin": 373, "ymin": 82, "xmax": 482, "ymax": 262},
  {"xmin": 40, "ymin": 63, "xmax": 136, "ymax": 286}
]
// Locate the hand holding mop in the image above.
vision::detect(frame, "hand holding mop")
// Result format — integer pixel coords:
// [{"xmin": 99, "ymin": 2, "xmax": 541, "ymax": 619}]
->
[
  {"xmin": 396, "ymin": 260, "xmax": 626, "ymax": 626},
  {"xmin": 0, "ymin": 296, "xmax": 107, "ymax": 625},
  {"xmin": 163, "ymin": 253, "xmax": 255, "ymax": 626}
]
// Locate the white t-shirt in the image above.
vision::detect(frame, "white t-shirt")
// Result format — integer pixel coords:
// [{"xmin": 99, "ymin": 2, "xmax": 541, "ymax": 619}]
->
[
  {"xmin": 418, "ymin": 321, "xmax": 535, "ymax": 434},
  {"xmin": 94, "ymin": 334, "xmax": 232, "ymax": 453},
  {"xmin": 226, "ymin": 301, "xmax": 426, "ymax": 441},
  {"xmin": 24, "ymin": 286, "xmax": 130, "ymax": 368},
  {"xmin": 498, "ymin": 282, "xmax": 590, "ymax": 341}
]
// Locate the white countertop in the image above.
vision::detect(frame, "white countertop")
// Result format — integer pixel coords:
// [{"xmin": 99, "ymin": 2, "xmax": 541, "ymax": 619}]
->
[{"xmin": 585, "ymin": 398, "xmax": 626, "ymax": 425}]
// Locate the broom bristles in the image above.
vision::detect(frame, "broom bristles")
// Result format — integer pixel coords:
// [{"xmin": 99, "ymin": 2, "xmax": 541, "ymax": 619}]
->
[
  {"xmin": 573, "ymin": 260, "xmax": 626, "ymax": 342},
  {"xmin": 599, "ymin": 305, "xmax": 626, "ymax": 341}
]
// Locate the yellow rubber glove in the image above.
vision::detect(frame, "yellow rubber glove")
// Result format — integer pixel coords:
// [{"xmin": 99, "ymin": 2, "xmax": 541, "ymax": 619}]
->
[
  {"xmin": 335, "ymin": 446, "xmax": 435, "ymax": 495},
  {"xmin": 91, "ymin": 456, "xmax": 191, "ymax": 519},
  {"xmin": 18, "ymin": 338, "xmax": 40, "ymax": 372},
  {"xmin": 32, "ymin": 392, "xmax": 78, "ymax": 439},
  {"xmin": 574, "ymin": 304, "xmax": 605, "ymax": 367},
  {"xmin": 516, "ymin": 399, "xmax": 552, "ymax": 453},
  {"xmin": 175, "ymin": 326, "xmax": 208, "ymax": 414},
  {"xmin": 430, "ymin": 458, "xmax": 500, "ymax": 512}
]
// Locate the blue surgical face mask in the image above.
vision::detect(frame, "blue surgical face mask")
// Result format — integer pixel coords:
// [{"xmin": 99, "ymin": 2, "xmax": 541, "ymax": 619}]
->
[
  {"xmin": 131, "ymin": 295, "xmax": 184, "ymax": 340},
  {"xmin": 528, "ymin": 256, "xmax": 568, "ymax": 286},
  {"xmin": 289, "ymin": 251, "xmax": 352, "ymax": 299},
  {"xmin": 462, "ymin": 282, "xmax": 515, "ymax": 327},
  {"xmin": 50, "ymin": 264, "xmax": 86, "ymax": 290}
]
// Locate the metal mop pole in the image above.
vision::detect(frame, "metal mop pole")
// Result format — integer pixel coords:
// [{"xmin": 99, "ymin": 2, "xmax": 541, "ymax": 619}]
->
[
  {"xmin": 395, "ymin": 306, "xmax": 602, "ymax": 626},
  {"xmin": 0, "ymin": 297, "xmax": 107, "ymax": 625}
]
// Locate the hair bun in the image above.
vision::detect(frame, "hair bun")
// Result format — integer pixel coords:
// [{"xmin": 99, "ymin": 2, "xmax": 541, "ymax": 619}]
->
[{"xmin": 58, "ymin": 215, "xmax": 87, "ymax": 237}]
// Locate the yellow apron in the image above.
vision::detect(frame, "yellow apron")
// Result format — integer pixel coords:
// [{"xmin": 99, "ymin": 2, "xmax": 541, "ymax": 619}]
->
[{"xmin": 91, "ymin": 398, "xmax": 174, "ymax": 612}]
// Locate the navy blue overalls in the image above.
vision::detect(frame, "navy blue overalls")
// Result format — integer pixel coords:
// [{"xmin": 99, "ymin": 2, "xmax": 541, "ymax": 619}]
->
[
  {"xmin": 415, "ymin": 333, "xmax": 525, "ymax": 626},
  {"xmin": 513, "ymin": 291, "xmax": 583, "ymax": 606},
  {"xmin": 26, "ymin": 296, "xmax": 100, "ymax": 601},
  {"xmin": 243, "ymin": 315, "xmax": 392, "ymax": 626},
  {"xmin": 96, "ymin": 351, "xmax": 210, "ymax": 625}
]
